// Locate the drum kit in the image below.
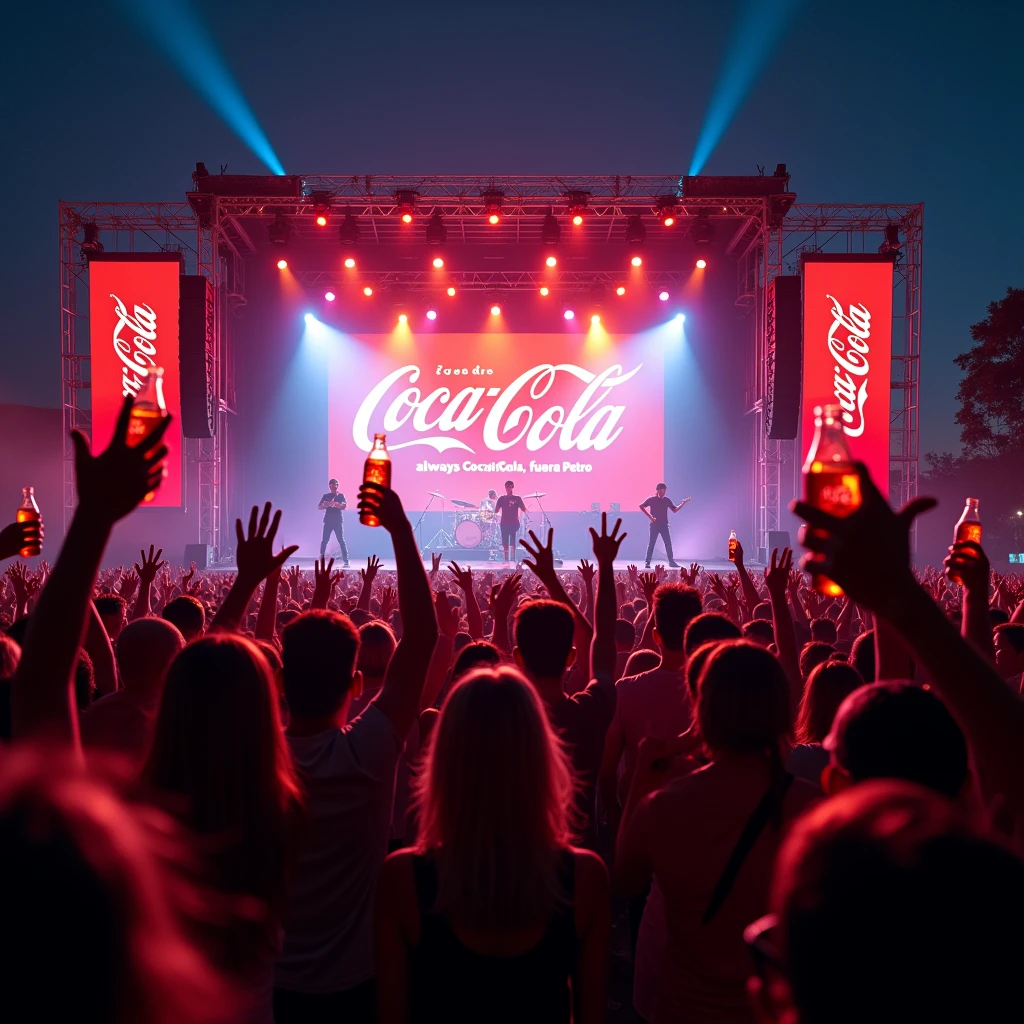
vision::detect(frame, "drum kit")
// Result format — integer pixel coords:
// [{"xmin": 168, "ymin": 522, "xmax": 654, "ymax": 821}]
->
[{"xmin": 415, "ymin": 490, "xmax": 549, "ymax": 551}]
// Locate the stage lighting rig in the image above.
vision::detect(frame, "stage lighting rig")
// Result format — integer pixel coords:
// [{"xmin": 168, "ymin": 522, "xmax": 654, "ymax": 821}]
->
[
  {"xmin": 80, "ymin": 222, "xmax": 104, "ymax": 259},
  {"xmin": 692, "ymin": 212, "xmax": 715, "ymax": 258},
  {"xmin": 338, "ymin": 211, "xmax": 360, "ymax": 246},
  {"xmin": 268, "ymin": 213, "xmax": 291, "ymax": 247},
  {"xmin": 542, "ymin": 209, "xmax": 561, "ymax": 246},
  {"xmin": 395, "ymin": 189, "xmax": 419, "ymax": 223},
  {"xmin": 625, "ymin": 215, "xmax": 646, "ymax": 247},
  {"xmin": 482, "ymin": 188, "xmax": 504, "ymax": 225},
  {"xmin": 655, "ymin": 196, "xmax": 679, "ymax": 227},
  {"xmin": 565, "ymin": 191, "xmax": 590, "ymax": 226},
  {"xmin": 878, "ymin": 223, "xmax": 903, "ymax": 259},
  {"xmin": 425, "ymin": 213, "xmax": 447, "ymax": 247},
  {"xmin": 311, "ymin": 190, "xmax": 332, "ymax": 227}
]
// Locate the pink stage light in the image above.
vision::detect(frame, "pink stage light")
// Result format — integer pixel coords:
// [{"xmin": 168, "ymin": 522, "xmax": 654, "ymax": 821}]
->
[
  {"xmin": 398, "ymin": 313, "xmax": 408, "ymax": 325},
  {"xmin": 432, "ymin": 257, "xmax": 444, "ymax": 269},
  {"xmin": 488, "ymin": 213, "xmax": 500, "ymax": 225},
  {"xmin": 447, "ymin": 286, "xmax": 457, "ymax": 296},
  {"xmin": 616, "ymin": 286, "xmax": 626, "ymax": 296},
  {"xmin": 631, "ymin": 255, "xmax": 643, "ymax": 267},
  {"xmin": 539, "ymin": 286, "xmax": 550, "ymax": 296},
  {"xmin": 490, "ymin": 305, "xmax": 501, "ymax": 316},
  {"xmin": 426, "ymin": 309, "xmax": 437, "ymax": 320},
  {"xmin": 344, "ymin": 257, "xmax": 356, "ymax": 269},
  {"xmin": 545, "ymin": 255, "xmax": 558, "ymax": 267},
  {"xmin": 591, "ymin": 314, "xmax": 601, "ymax": 325},
  {"xmin": 315, "ymin": 214, "xmax": 328, "ymax": 227},
  {"xmin": 324, "ymin": 291, "xmax": 336, "ymax": 302},
  {"xmin": 572, "ymin": 214, "xmax": 583, "ymax": 226},
  {"xmin": 659, "ymin": 291, "xmax": 670, "ymax": 301},
  {"xmin": 363, "ymin": 286, "xmax": 373, "ymax": 297},
  {"xmin": 563, "ymin": 309, "xmax": 575, "ymax": 321},
  {"xmin": 276, "ymin": 258, "xmax": 288, "ymax": 270},
  {"xmin": 696, "ymin": 258, "xmax": 707, "ymax": 269}
]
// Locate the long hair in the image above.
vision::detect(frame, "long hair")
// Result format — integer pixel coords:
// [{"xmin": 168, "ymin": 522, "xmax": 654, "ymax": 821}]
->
[
  {"xmin": 145, "ymin": 635, "xmax": 303, "ymax": 914},
  {"xmin": 795, "ymin": 661, "xmax": 864, "ymax": 744},
  {"xmin": 414, "ymin": 666, "xmax": 574, "ymax": 930}
]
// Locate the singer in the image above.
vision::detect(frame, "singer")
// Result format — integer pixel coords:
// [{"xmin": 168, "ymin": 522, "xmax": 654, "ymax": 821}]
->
[
  {"xmin": 317, "ymin": 478, "xmax": 351, "ymax": 567},
  {"xmin": 639, "ymin": 483, "xmax": 690, "ymax": 568}
]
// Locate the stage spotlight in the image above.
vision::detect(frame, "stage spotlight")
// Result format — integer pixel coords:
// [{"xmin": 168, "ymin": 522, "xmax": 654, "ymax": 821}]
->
[
  {"xmin": 363, "ymin": 286, "xmax": 373, "ymax": 297},
  {"xmin": 338, "ymin": 211, "xmax": 360, "ymax": 246},
  {"xmin": 401, "ymin": 213, "xmax": 413, "ymax": 224},
  {"xmin": 563, "ymin": 309, "xmax": 575, "ymax": 321},
  {"xmin": 276, "ymin": 258, "xmax": 288, "ymax": 270},
  {"xmin": 545, "ymin": 255, "xmax": 558, "ymax": 268},
  {"xmin": 630, "ymin": 255, "xmax": 643, "ymax": 267},
  {"xmin": 626, "ymin": 214, "xmax": 646, "ymax": 246},
  {"xmin": 267, "ymin": 213, "xmax": 291, "ymax": 246},
  {"xmin": 879, "ymin": 222, "xmax": 902, "ymax": 257},
  {"xmin": 490, "ymin": 305, "xmax": 501, "ymax": 316},
  {"xmin": 432, "ymin": 256, "xmax": 445, "ymax": 269},
  {"xmin": 615, "ymin": 285, "xmax": 626, "ymax": 296},
  {"xmin": 80, "ymin": 222, "xmax": 104, "ymax": 257},
  {"xmin": 304, "ymin": 313, "xmax": 315, "ymax": 325},
  {"xmin": 539, "ymin": 286, "xmax": 550, "ymax": 296},
  {"xmin": 311, "ymin": 190, "xmax": 332, "ymax": 227},
  {"xmin": 447, "ymin": 286, "xmax": 457, "ymax": 297},
  {"xmin": 542, "ymin": 209, "xmax": 561, "ymax": 246},
  {"xmin": 655, "ymin": 196, "xmax": 680, "ymax": 227},
  {"xmin": 315, "ymin": 214, "xmax": 328, "ymax": 227},
  {"xmin": 425, "ymin": 213, "xmax": 447, "ymax": 247},
  {"xmin": 695, "ymin": 258, "xmax": 707, "ymax": 269},
  {"xmin": 572, "ymin": 214, "xmax": 583, "ymax": 226},
  {"xmin": 566, "ymin": 190, "xmax": 589, "ymax": 226},
  {"xmin": 344, "ymin": 257, "xmax": 356, "ymax": 269},
  {"xmin": 324, "ymin": 291, "xmax": 336, "ymax": 302},
  {"xmin": 693, "ymin": 211, "xmax": 715, "ymax": 249},
  {"xmin": 659, "ymin": 291, "xmax": 670, "ymax": 301},
  {"xmin": 591, "ymin": 314, "xmax": 601, "ymax": 325},
  {"xmin": 395, "ymin": 189, "xmax": 418, "ymax": 222},
  {"xmin": 426, "ymin": 309, "xmax": 437, "ymax": 320},
  {"xmin": 675, "ymin": 313, "xmax": 685, "ymax": 323},
  {"xmin": 482, "ymin": 188, "xmax": 504, "ymax": 225},
  {"xmin": 398, "ymin": 313, "xmax": 408, "ymax": 325}
]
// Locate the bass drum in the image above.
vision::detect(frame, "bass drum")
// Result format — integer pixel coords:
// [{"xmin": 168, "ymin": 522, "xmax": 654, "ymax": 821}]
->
[{"xmin": 455, "ymin": 518, "xmax": 484, "ymax": 548}]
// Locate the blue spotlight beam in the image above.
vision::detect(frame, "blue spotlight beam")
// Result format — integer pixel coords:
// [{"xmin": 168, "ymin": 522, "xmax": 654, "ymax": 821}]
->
[
  {"xmin": 688, "ymin": 0, "xmax": 802, "ymax": 176},
  {"xmin": 120, "ymin": 0, "xmax": 285, "ymax": 176}
]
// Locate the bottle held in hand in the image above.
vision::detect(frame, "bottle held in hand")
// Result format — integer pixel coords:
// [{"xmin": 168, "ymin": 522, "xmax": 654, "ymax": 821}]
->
[
  {"xmin": 360, "ymin": 433, "xmax": 391, "ymax": 527},
  {"xmin": 948, "ymin": 498, "xmax": 982, "ymax": 584},
  {"xmin": 127, "ymin": 367, "xmax": 169, "ymax": 502},
  {"xmin": 802, "ymin": 404, "xmax": 861, "ymax": 597},
  {"xmin": 728, "ymin": 530, "xmax": 738, "ymax": 562},
  {"xmin": 17, "ymin": 486, "xmax": 41, "ymax": 557}
]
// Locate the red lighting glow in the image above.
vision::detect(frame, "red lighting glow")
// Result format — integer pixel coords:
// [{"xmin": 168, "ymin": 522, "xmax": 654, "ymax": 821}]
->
[
  {"xmin": 447, "ymin": 286, "xmax": 456, "ymax": 297},
  {"xmin": 490, "ymin": 305, "xmax": 501, "ymax": 316},
  {"xmin": 315, "ymin": 214, "xmax": 328, "ymax": 227},
  {"xmin": 432, "ymin": 257, "xmax": 444, "ymax": 269},
  {"xmin": 426, "ymin": 310, "xmax": 437, "ymax": 321},
  {"xmin": 344, "ymin": 257, "xmax": 356, "ymax": 269},
  {"xmin": 615, "ymin": 286, "xmax": 626, "ymax": 296},
  {"xmin": 663, "ymin": 216, "xmax": 675, "ymax": 227},
  {"xmin": 631, "ymin": 255, "xmax": 643, "ymax": 267},
  {"xmin": 488, "ymin": 213, "xmax": 500, "ymax": 225},
  {"xmin": 658, "ymin": 291, "xmax": 670, "ymax": 301},
  {"xmin": 563, "ymin": 309, "xmax": 575, "ymax": 321},
  {"xmin": 696, "ymin": 258, "xmax": 707, "ymax": 270},
  {"xmin": 363, "ymin": 286, "xmax": 373, "ymax": 297},
  {"xmin": 572, "ymin": 214, "xmax": 583, "ymax": 226},
  {"xmin": 324, "ymin": 291, "xmax": 336, "ymax": 302},
  {"xmin": 401, "ymin": 213, "xmax": 413, "ymax": 224},
  {"xmin": 539, "ymin": 286, "xmax": 550, "ymax": 296},
  {"xmin": 545, "ymin": 255, "xmax": 558, "ymax": 268},
  {"xmin": 276, "ymin": 259, "xmax": 288, "ymax": 270}
]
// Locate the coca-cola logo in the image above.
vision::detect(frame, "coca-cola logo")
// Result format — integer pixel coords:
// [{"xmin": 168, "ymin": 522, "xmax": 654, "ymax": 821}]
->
[
  {"xmin": 825, "ymin": 294, "xmax": 872, "ymax": 438},
  {"xmin": 110, "ymin": 293, "xmax": 158, "ymax": 398},
  {"xmin": 352, "ymin": 362, "xmax": 642, "ymax": 454}
]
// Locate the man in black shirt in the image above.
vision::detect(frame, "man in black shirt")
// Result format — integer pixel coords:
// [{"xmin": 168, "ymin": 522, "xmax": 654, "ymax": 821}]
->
[
  {"xmin": 317, "ymin": 478, "xmax": 350, "ymax": 567},
  {"xmin": 639, "ymin": 483, "xmax": 690, "ymax": 568},
  {"xmin": 493, "ymin": 479, "xmax": 527, "ymax": 563}
]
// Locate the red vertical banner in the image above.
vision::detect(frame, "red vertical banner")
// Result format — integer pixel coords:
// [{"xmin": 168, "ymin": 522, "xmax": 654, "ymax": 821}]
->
[
  {"xmin": 801, "ymin": 256, "xmax": 894, "ymax": 497},
  {"xmin": 89, "ymin": 255, "xmax": 183, "ymax": 507}
]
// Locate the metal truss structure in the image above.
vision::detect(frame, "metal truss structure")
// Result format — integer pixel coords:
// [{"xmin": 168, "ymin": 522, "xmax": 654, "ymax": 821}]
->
[{"xmin": 60, "ymin": 178, "xmax": 921, "ymax": 558}]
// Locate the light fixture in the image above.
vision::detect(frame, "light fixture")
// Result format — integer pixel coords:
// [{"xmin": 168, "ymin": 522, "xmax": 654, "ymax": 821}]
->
[
  {"xmin": 276, "ymin": 258, "xmax": 288, "ymax": 270},
  {"xmin": 447, "ymin": 286, "xmax": 457, "ymax": 297},
  {"xmin": 566, "ymin": 190, "xmax": 589, "ymax": 226},
  {"xmin": 315, "ymin": 214, "xmax": 328, "ymax": 227},
  {"xmin": 655, "ymin": 196, "xmax": 679, "ymax": 227},
  {"xmin": 311, "ymin": 190, "xmax": 332, "ymax": 227},
  {"xmin": 545, "ymin": 255, "xmax": 558, "ymax": 268},
  {"xmin": 267, "ymin": 213, "xmax": 291, "ymax": 246},
  {"xmin": 425, "ymin": 213, "xmax": 447, "ymax": 247},
  {"xmin": 344, "ymin": 257, "xmax": 356, "ymax": 269},
  {"xmin": 338, "ymin": 211, "xmax": 360, "ymax": 246},
  {"xmin": 591, "ymin": 314, "xmax": 601, "ymax": 325},
  {"xmin": 541, "ymin": 209, "xmax": 561, "ymax": 246},
  {"xmin": 324, "ymin": 290, "xmax": 336, "ymax": 301},
  {"xmin": 630, "ymin": 255, "xmax": 643, "ymax": 267},
  {"xmin": 675, "ymin": 313, "xmax": 685, "ymax": 323},
  {"xmin": 563, "ymin": 309, "xmax": 575, "ymax": 321},
  {"xmin": 398, "ymin": 313, "xmax": 408, "ymax": 325},
  {"xmin": 693, "ymin": 211, "xmax": 715, "ymax": 248},
  {"xmin": 426, "ymin": 309, "xmax": 437, "ymax": 320},
  {"xmin": 615, "ymin": 285, "xmax": 626, "ymax": 296},
  {"xmin": 878, "ymin": 223, "xmax": 902, "ymax": 257},
  {"xmin": 395, "ymin": 189, "xmax": 418, "ymax": 223},
  {"xmin": 626, "ymin": 214, "xmax": 646, "ymax": 246},
  {"xmin": 363, "ymin": 286, "xmax": 373, "ymax": 296},
  {"xmin": 695, "ymin": 258, "xmax": 707, "ymax": 270},
  {"xmin": 432, "ymin": 256, "xmax": 445, "ymax": 269},
  {"xmin": 80, "ymin": 222, "xmax": 104, "ymax": 257},
  {"xmin": 304, "ymin": 313, "xmax": 315, "ymax": 325},
  {"xmin": 490, "ymin": 304, "xmax": 501, "ymax": 316},
  {"xmin": 659, "ymin": 291, "xmax": 670, "ymax": 301},
  {"xmin": 482, "ymin": 188, "xmax": 504, "ymax": 225},
  {"xmin": 539, "ymin": 286, "xmax": 550, "ymax": 296}
]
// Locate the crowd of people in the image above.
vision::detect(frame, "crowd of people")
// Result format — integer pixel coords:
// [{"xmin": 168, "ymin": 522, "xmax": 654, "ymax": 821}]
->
[{"xmin": 2, "ymin": 396, "xmax": 1024, "ymax": 1023}]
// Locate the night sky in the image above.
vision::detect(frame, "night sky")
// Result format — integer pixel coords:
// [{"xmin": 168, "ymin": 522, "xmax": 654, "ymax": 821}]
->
[{"xmin": 2, "ymin": 0, "xmax": 1022, "ymax": 458}]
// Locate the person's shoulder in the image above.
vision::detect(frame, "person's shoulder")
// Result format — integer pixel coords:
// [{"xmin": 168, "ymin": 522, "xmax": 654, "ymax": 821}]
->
[{"xmin": 570, "ymin": 846, "xmax": 609, "ymax": 890}]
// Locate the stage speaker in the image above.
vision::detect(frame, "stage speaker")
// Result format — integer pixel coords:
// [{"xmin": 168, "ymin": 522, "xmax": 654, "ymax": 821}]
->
[
  {"xmin": 765, "ymin": 275, "xmax": 802, "ymax": 440},
  {"xmin": 179, "ymin": 274, "xmax": 216, "ymax": 438},
  {"xmin": 768, "ymin": 531, "xmax": 792, "ymax": 552},
  {"xmin": 183, "ymin": 543, "xmax": 213, "ymax": 570}
]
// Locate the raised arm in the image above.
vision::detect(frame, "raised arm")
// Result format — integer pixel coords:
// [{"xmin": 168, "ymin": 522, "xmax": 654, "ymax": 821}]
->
[
  {"xmin": 130, "ymin": 545, "xmax": 166, "ymax": 621},
  {"xmin": 578, "ymin": 559, "xmax": 595, "ymax": 627},
  {"xmin": 488, "ymin": 573, "xmax": 521, "ymax": 655},
  {"xmin": 358, "ymin": 555, "xmax": 381, "ymax": 612},
  {"xmin": 13, "ymin": 396, "xmax": 170, "ymax": 745},
  {"xmin": 0, "ymin": 520, "xmax": 43, "ymax": 562},
  {"xmin": 84, "ymin": 600, "xmax": 118, "ymax": 697},
  {"xmin": 421, "ymin": 590, "xmax": 458, "ymax": 711},
  {"xmin": 636, "ymin": 571, "xmax": 659, "ymax": 653},
  {"xmin": 448, "ymin": 561, "xmax": 483, "ymax": 640},
  {"xmin": 731, "ymin": 540, "xmax": 762, "ymax": 620},
  {"xmin": 208, "ymin": 503, "xmax": 298, "ymax": 633},
  {"xmin": 311, "ymin": 557, "xmax": 342, "ymax": 611},
  {"xmin": 946, "ymin": 540, "xmax": 995, "ymax": 665},
  {"xmin": 255, "ymin": 567, "xmax": 282, "ymax": 642},
  {"xmin": 360, "ymin": 483, "xmax": 439, "ymax": 738},
  {"xmin": 589, "ymin": 513, "xmax": 627, "ymax": 679},
  {"xmin": 765, "ymin": 547, "xmax": 801, "ymax": 715}
]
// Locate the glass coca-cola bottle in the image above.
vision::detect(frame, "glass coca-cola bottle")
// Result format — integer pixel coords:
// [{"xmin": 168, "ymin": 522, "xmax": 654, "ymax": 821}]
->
[
  {"xmin": 948, "ymin": 498, "xmax": 982, "ymax": 584},
  {"xmin": 728, "ymin": 530, "xmax": 738, "ymax": 562},
  {"xmin": 128, "ymin": 367, "xmax": 169, "ymax": 503},
  {"xmin": 360, "ymin": 433, "xmax": 391, "ymax": 527},
  {"xmin": 17, "ymin": 486, "xmax": 41, "ymax": 557},
  {"xmin": 802, "ymin": 404, "xmax": 862, "ymax": 597}
]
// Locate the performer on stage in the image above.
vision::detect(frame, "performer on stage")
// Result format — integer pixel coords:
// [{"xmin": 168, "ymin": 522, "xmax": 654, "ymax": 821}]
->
[
  {"xmin": 493, "ymin": 480, "xmax": 527, "ymax": 563},
  {"xmin": 480, "ymin": 488, "xmax": 498, "ymax": 516},
  {"xmin": 317, "ymin": 478, "xmax": 350, "ymax": 567},
  {"xmin": 639, "ymin": 483, "xmax": 690, "ymax": 568}
]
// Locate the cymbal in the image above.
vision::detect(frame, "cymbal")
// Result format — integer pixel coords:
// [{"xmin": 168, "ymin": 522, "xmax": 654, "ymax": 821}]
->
[
  {"xmin": 427, "ymin": 491, "xmax": 445, "ymax": 499},
  {"xmin": 450, "ymin": 499, "xmax": 476, "ymax": 508},
  {"xmin": 524, "ymin": 491, "xmax": 548, "ymax": 499}
]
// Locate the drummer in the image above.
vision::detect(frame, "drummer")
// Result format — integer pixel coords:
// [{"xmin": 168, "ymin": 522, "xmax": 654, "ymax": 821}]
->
[{"xmin": 480, "ymin": 489, "xmax": 498, "ymax": 517}]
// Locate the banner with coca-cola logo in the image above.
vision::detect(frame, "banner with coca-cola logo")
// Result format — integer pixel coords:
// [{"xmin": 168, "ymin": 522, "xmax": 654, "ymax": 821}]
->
[
  {"xmin": 327, "ymin": 333, "xmax": 665, "ymax": 510},
  {"xmin": 801, "ymin": 256, "xmax": 894, "ymax": 497},
  {"xmin": 89, "ymin": 255, "xmax": 183, "ymax": 507}
]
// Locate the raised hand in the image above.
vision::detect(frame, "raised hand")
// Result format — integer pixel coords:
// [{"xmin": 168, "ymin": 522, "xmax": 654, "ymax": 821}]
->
[
  {"xmin": 944, "ymin": 540, "xmax": 990, "ymax": 594},
  {"xmin": 357, "ymin": 482, "xmax": 407, "ymax": 535},
  {"xmin": 489, "ymin": 571, "xmax": 523, "ymax": 619},
  {"xmin": 71, "ymin": 394, "xmax": 172, "ymax": 524},
  {"xmin": 577, "ymin": 559, "xmax": 595, "ymax": 586},
  {"xmin": 430, "ymin": 551, "xmax": 442, "ymax": 577},
  {"xmin": 520, "ymin": 528, "xmax": 557, "ymax": 582},
  {"xmin": 627, "ymin": 564, "xmax": 639, "ymax": 587},
  {"xmin": 312, "ymin": 556, "xmax": 342, "ymax": 609},
  {"xmin": 731, "ymin": 538, "xmax": 745, "ymax": 567},
  {"xmin": 6, "ymin": 562, "xmax": 31, "ymax": 606},
  {"xmin": 182, "ymin": 561, "xmax": 197, "ymax": 589},
  {"xmin": 360, "ymin": 555, "xmax": 382, "ymax": 586},
  {"xmin": 448, "ymin": 561, "xmax": 474, "ymax": 591},
  {"xmin": 638, "ymin": 571, "xmax": 658, "ymax": 605},
  {"xmin": 685, "ymin": 562, "xmax": 703, "ymax": 586},
  {"xmin": 235, "ymin": 502, "xmax": 299, "ymax": 585},
  {"xmin": 434, "ymin": 588, "xmax": 459, "ymax": 639},
  {"xmin": 706, "ymin": 572, "xmax": 727, "ymax": 599},
  {"xmin": 0, "ymin": 520, "xmax": 44, "ymax": 561},
  {"xmin": 588, "ymin": 513, "xmax": 626, "ymax": 565},
  {"xmin": 134, "ymin": 545, "xmax": 166, "ymax": 584},
  {"xmin": 765, "ymin": 547, "xmax": 794, "ymax": 600},
  {"xmin": 379, "ymin": 584, "xmax": 398, "ymax": 622},
  {"xmin": 654, "ymin": 564, "xmax": 667, "ymax": 582},
  {"xmin": 118, "ymin": 569, "xmax": 140, "ymax": 601}
]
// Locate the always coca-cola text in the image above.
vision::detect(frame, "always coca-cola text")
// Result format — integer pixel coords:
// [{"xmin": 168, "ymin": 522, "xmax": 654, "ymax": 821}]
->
[
  {"xmin": 110, "ymin": 293, "xmax": 159, "ymax": 398},
  {"xmin": 825, "ymin": 294, "xmax": 872, "ymax": 438}
]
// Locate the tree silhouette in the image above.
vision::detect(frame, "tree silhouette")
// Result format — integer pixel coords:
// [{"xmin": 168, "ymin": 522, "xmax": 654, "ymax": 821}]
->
[{"xmin": 954, "ymin": 287, "xmax": 1024, "ymax": 457}]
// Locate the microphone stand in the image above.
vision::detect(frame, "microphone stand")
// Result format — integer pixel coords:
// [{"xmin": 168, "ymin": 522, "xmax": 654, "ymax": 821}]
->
[{"xmin": 414, "ymin": 492, "xmax": 439, "ymax": 554}]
